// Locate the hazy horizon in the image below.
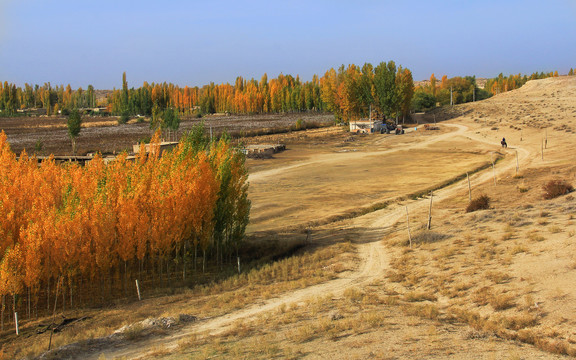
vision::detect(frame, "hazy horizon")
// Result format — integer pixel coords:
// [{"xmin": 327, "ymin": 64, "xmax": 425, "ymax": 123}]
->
[{"xmin": 1, "ymin": 0, "xmax": 575, "ymax": 89}]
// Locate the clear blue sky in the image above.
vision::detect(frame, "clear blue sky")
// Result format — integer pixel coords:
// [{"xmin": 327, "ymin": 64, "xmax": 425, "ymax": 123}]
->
[{"xmin": 1, "ymin": 0, "xmax": 575, "ymax": 89}]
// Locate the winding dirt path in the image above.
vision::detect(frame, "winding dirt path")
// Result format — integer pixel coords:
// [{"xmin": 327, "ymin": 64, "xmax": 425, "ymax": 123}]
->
[{"xmin": 85, "ymin": 123, "xmax": 533, "ymax": 360}]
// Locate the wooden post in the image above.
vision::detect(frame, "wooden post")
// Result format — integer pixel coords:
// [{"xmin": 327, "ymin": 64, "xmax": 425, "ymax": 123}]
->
[
  {"xmin": 467, "ymin": 172, "xmax": 472, "ymax": 201},
  {"xmin": 48, "ymin": 277, "xmax": 62, "ymax": 351},
  {"xmin": 427, "ymin": 192, "xmax": 434, "ymax": 230},
  {"xmin": 491, "ymin": 153, "xmax": 496, "ymax": 185},
  {"xmin": 541, "ymin": 139, "xmax": 544, "ymax": 160},
  {"xmin": 135, "ymin": 280, "xmax": 141, "ymax": 301},
  {"xmin": 14, "ymin": 312, "xmax": 18, "ymax": 335},
  {"xmin": 492, "ymin": 162, "xmax": 496, "ymax": 185},
  {"xmin": 516, "ymin": 151, "xmax": 519, "ymax": 175},
  {"xmin": 545, "ymin": 128, "xmax": 548, "ymax": 149},
  {"xmin": 405, "ymin": 206, "xmax": 412, "ymax": 248},
  {"xmin": 237, "ymin": 257, "xmax": 241, "ymax": 274},
  {"xmin": 520, "ymin": 129, "xmax": 522, "ymax": 141}
]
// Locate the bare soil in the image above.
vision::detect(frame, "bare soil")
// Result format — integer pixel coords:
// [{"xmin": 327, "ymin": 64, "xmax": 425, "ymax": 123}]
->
[{"xmin": 0, "ymin": 112, "xmax": 334, "ymax": 156}]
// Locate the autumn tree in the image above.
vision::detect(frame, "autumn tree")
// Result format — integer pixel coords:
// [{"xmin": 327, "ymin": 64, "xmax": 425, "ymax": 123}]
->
[{"xmin": 395, "ymin": 66, "xmax": 414, "ymax": 122}]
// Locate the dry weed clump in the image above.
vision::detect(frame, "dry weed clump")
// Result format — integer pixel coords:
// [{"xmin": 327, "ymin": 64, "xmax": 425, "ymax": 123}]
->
[
  {"xmin": 466, "ymin": 194, "xmax": 491, "ymax": 212},
  {"xmin": 411, "ymin": 231, "xmax": 450, "ymax": 244},
  {"xmin": 403, "ymin": 291, "xmax": 437, "ymax": 302},
  {"xmin": 497, "ymin": 312, "xmax": 540, "ymax": 331},
  {"xmin": 543, "ymin": 179, "xmax": 574, "ymax": 199},
  {"xmin": 489, "ymin": 293, "xmax": 516, "ymax": 311}
]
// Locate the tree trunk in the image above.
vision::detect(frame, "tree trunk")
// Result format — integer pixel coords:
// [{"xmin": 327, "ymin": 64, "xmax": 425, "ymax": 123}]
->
[
  {"xmin": 202, "ymin": 249, "xmax": 206, "ymax": 273},
  {"xmin": 182, "ymin": 241, "xmax": 186, "ymax": 280},
  {"xmin": 27, "ymin": 287, "xmax": 31, "ymax": 320},
  {"xmin": 1, "ymin": 295, "xmax": 4, "ymax": 331},
  {"xmin": 124, "ymin": 261, "xmax": 128, "ymax": 297},
  {"xmin": 47, "ymin": 278, "xmax": 50, "ymax": 312},
  {"xmin": 62, "ymin": 282, "xmax": 65, "ymax": 312}
]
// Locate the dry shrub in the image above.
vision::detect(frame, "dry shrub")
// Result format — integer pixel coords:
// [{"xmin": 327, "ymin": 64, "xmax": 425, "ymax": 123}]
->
[
  {"xmin": 411, "ymin": 231, "xmax": 449, "ymax": 244},
  {"xmin": 543, "ymin": 179, "xmax": 574, "ymax": 199},
  {"xmin": 343, "ymin": 287, "xmax": 364, "ymax": 303},
  {"xmin": 489, "ymin": 293, "xmax": 516, "ymax": 311},
  {"xmin": 403, "ymin": 304, "xmax": 440, "ymax": 320},
  {"xmin": 486, "ymin": 271, "xmax": 511, "ymax": 284},
  {"xmin": 466, "ymin": 195, "xmax": 490, "ymax": 213},
  {"xmin": 386, "ymin": 270, "xmax": 404, "ymax": 283},
  {"xmin": 403, "ymin": 291, "xmax": 437, "ymax": 302},
  {"xmin": 497, "ymin": 312, "xmax": 539, "ymax": 330}
]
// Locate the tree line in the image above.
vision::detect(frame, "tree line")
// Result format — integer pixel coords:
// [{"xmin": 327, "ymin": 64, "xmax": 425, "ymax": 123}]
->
[
  {"xmin": 0, "ymin": 82, "xmax": 96, "ymax": 116},
  {"xmin": 0, "ymin": 125, "xmax": 250, "ymax": 319},
  {"xmin": 1, "ymin": 66, "xmax": 570, "ymax": 121}
]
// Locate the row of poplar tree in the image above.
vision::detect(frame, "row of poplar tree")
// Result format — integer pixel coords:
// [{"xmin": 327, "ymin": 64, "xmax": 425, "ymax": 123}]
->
[
  {"xmin": 0, "ymin": 66, "xmax": 571, "ymax": 120},
  {"xmin": 0, "ymin": 124, "xmax": 250, "ymax": 318},
  {"xmin": 0, "ymin": 61, "xmax": 416, "ymax": 121}
]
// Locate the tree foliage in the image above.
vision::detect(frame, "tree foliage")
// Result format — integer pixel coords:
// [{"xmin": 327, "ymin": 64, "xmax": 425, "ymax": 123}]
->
[
  {"xmin": 67, "ymin": 109, "xmax": 82, "ymax": 153},
  {"xmin": 319, "ymin": 61, "xmax": 414, "ymax": 122},
  {"xmin": 0, "ymin": 127, "xmax": 250, "ymax": 312}
]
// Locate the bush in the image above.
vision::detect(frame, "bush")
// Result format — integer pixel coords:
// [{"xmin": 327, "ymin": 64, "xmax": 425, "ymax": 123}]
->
[
  {"xmin": 542, "ymin": 179, "xmax": 574, "ymax": 199},
  {"xmin": 294, "ymin": 118, "xmax": 306, "ymax": 130},
  {"xmin": 118, "ymin": 111, "xmax": 130, "ymax": 124},
  {"xmin": 466, "ymin": 194, "xmax": 490, "ymax": 212}
]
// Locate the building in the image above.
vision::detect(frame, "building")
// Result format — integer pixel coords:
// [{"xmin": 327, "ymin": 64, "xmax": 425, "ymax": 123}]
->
[{"xmin": 349, "ymin": 119, "xmax": 383, "ymax": 134}]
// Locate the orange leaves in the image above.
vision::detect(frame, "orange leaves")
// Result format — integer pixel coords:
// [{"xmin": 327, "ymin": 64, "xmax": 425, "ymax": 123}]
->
[{"xmin": 0, "ymin": 125, "xmax": 251, "ymax": 305}]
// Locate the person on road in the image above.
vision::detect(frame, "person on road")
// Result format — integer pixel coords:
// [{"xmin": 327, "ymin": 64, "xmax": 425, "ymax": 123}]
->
[{"xmin": 501, "ymin": 137, "xmax": 507, "ymax": 148}]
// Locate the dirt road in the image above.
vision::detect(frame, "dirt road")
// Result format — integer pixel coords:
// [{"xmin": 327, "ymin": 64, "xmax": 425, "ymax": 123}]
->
[{"xmin": 86, "ymin": 122, "xmax": 531, "ymax": 360}]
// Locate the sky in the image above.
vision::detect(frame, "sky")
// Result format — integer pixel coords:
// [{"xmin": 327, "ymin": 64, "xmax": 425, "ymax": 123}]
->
[{"xmin": 0, "ymin": 0, "xmax": 575, "ymax": 89}]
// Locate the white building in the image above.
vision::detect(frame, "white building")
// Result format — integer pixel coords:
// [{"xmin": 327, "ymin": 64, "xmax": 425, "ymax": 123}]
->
[{"xmin": 349, "ymin": 119, "xmax": 383, "ymax": 134}]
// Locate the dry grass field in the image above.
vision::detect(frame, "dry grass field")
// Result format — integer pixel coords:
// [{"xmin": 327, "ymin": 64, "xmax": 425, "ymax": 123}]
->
[{"xmin": 1, "ymin": 76, "xmax": 575, "ymax": 359}]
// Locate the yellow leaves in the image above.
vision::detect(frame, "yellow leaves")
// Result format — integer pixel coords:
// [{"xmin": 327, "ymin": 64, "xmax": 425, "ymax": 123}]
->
[{"xmin": 0, "ymin": 129, "xmax": 250, "ymax": 299}]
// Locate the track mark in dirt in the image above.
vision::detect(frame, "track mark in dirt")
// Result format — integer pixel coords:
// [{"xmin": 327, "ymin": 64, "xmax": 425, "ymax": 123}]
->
[{"xmin": 248, "ymin": 124, "xmax": 468, "ymax": 182}]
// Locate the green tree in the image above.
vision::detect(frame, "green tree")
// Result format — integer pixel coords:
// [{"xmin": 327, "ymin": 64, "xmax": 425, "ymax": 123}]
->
[
  {"xmin": 121, "ymin": 72, "xmax": 129, "ymax": 115},
  {"xmin": 411, "ymin": 91, "xmax": 436, "ymax": 112},
  {"xmin": 67, "ymin": 109, "xmax": 82, "ymax": 154},
  {"xmin": 86, "ymin": 85, "xmax": 95, "ymax": 108},
  {"xmin": 358, "ymin": 63, "xmax": 374, "ymax": 117},
  {"xmin": 118, "ymin": 110, "xmax": 130, "ymax": 124},
  {"xmin": 569, "ymin": 68, "xmax": 574, "ymax": 76},
  {"xmin": 373, "ymin": 61, "xmax": 398, "ymax": 120},
  {"xmin": 163, "ymin": 107, "xmax": 180, "ymax": 141}
]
